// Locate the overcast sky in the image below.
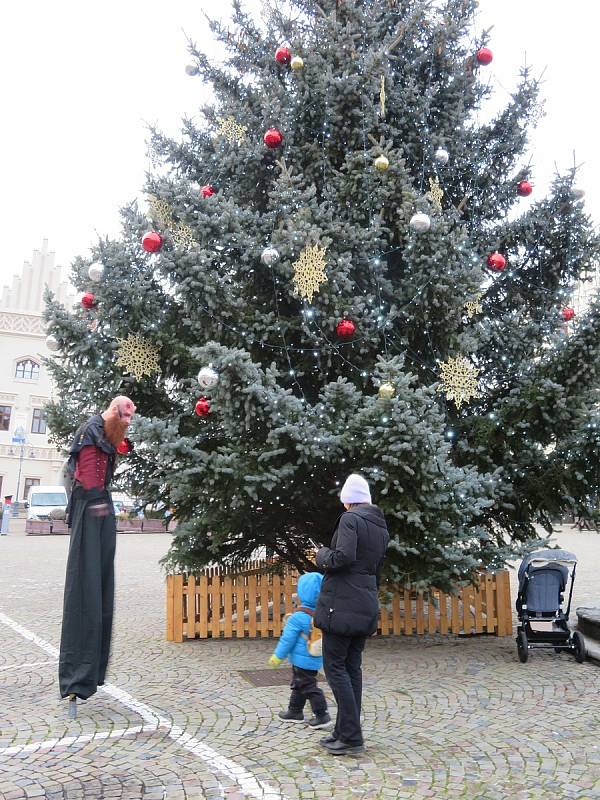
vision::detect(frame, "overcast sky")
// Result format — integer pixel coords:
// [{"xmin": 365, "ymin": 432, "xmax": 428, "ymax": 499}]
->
[{"xmin": 1, "ymin": 0, "xmax": 598, "ymax": 289}]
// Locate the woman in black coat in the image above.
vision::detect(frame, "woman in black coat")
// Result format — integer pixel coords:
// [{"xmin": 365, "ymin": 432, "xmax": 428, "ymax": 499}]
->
[{"xmin": 314, "ymin": 474, "xmax": 389, "ymax": 755}]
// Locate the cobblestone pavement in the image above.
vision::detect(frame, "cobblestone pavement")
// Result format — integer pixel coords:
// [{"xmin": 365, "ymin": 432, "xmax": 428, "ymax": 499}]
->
[{"xmin": 1, "ymin": 526, "xmax": 599, "ymax": 799}]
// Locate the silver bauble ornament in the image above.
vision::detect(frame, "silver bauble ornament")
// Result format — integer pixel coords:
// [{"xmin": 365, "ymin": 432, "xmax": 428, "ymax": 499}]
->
[
  {"xmin": 261, "ymin": 246, "xmax": 280, "ymax": 266},
  {"xmin": 374, "ymin": 154, "xmax": 390, "ymax": 172},
  {"xmin": 409, "ymin": 212, "xmax": 431, "ymax": 232},
  {"xmin": 88, "ymin": 262, "xmax": 105, "ymax": 282},
  {"xmin": 572, "ymin": 188, "xmax": 586, "ymax": 200},
  {"xmin": 434, "ymin": 147, "xmax": 449, "ymax": 165},
  {"xmin": 197, "ymin": 366, "xmax": 219, "ymax": 389},
  {"xmin": 185, "ymin": 64, "xmax": 199, "ymax": 76},
  {"xmin": 45, "ymin": 334, "xmax": 60, "ymax": 352},
  {"xmin": 378, "ymin": 382, "xmax": 395, "ymax": 399}
]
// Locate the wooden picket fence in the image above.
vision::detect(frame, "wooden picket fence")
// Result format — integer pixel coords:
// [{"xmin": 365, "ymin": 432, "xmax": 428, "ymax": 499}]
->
[{"xmin": 166, "ymin": 562, "xmax": 513, "ymax": 642}]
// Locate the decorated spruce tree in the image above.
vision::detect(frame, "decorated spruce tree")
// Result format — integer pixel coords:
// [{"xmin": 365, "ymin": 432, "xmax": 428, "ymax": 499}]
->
[{"xmin": 44, "ymin": 0, "xmax": 600, "ymax": 588}]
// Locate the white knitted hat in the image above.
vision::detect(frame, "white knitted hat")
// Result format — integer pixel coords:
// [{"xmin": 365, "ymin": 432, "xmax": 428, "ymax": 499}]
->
[{"xmin": 339, "ymin": 473, "xmax": 372, "ymax": 504}]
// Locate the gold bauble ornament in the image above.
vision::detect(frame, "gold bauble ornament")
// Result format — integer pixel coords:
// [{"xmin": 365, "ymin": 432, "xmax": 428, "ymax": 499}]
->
[
  {"xmin": 291, "ymin": 56, "xmax": 304, "ymax": 71},
  {"xmin": 378, "ymin": 382, "xmax": 395, "ymax": 399},
  {"xmin": 374, "ymin": 155, "xmax": 390, "ymax": 172}
]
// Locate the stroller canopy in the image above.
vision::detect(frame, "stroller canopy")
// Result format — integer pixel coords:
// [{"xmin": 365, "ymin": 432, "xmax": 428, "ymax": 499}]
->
[{"xmin": 518, "ymin": 548, "xmax": 577, "ymax": 584}]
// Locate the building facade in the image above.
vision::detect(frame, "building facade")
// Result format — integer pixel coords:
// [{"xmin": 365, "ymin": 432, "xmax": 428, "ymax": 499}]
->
[{"xmin": 0, "ymin": 240, "xmax": 73, "ymax": 501}]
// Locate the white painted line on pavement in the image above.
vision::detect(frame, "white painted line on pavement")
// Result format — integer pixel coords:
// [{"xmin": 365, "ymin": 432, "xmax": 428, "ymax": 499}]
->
[
  {"xmin": 0, "ymin": 724, "xmax": 155, "ymax": 756},
  {"xmin": 0, "ymin": 611, "xmax": 288, "ymax": 800},
  {"xmin": 0, "ymin": 659, "xmax": 57, "ymax": 672}
]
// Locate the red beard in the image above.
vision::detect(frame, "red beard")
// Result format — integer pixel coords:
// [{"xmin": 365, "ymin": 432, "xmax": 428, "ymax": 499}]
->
[{"xmin": 104, "ymin": 415, "xmax": 129, "ymax": 449}]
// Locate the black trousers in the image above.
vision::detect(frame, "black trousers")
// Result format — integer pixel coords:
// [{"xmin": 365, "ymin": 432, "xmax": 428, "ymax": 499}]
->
[
  {"xmin": 288, "ymin": 666, "xmax": 327, "ymax": 716},
  {"xmin": 59, "ymin": 493, "xmax": 116, "ymax": 700},
  {"xmin": 322, "ymin": 632, "xmax": 367, "ymax": 745}
]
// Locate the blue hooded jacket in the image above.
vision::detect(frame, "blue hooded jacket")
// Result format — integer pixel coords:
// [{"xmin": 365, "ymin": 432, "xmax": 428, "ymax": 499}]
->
[{"xmin": 274, "ymin": 572, "xmax": 323, "ymax": 670}]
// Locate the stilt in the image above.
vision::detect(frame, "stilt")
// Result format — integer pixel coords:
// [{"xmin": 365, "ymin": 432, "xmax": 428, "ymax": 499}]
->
[{"xmin": 68, "ymin": 693, "xmax": 77, "ymax": 719}]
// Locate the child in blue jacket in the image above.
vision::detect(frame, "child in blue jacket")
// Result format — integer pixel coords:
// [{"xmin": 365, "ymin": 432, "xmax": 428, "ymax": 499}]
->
[{"xmin": 269, "ymin": 572, "xmax": 330, "ymax": 728}]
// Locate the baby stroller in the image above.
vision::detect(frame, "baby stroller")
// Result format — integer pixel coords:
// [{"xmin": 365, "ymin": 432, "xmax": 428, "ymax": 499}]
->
[{"xmin": 515, "ymin": 548, "xmax": 585, "ymax": 663}]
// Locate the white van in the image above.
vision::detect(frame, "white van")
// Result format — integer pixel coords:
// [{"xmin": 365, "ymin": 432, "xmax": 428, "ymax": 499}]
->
[{"xmin": 26, "ymin": 485, "xmax": 68, "ymax": 521}]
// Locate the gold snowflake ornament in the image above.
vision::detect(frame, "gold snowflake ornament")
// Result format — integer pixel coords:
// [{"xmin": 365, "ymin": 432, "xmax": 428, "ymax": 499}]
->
[
  {"xmin": 427, "ymin": 176, "xmax": 444, "ymax": 212},
  {"xmin": 116, "ymin": 334, "xmax": 161, "ymax": 382},
  {"xmin": 292, "ymin": 245, "xmax": 328, "ymax": 303},
  {"xmin": 438, "ymin": 356, "xmax": 480, "ymax": 410},
  {"xmin": 147, "ymin": 196, "xmax": 198, "ymax": 250},
  {"xmin": 217, "ymin": 116, "xmax": 248, "ymax": 144},
  {"xmin": 379, "ymin": 75, "xmax": 386, "ymax": 118},
  {"xmin": 464, "ymin": 293, "xmax": 483, "ymax": 319}
]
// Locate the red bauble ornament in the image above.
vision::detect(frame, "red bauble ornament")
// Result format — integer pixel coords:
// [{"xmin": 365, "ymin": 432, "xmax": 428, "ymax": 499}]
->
[
  {"xmin": 274, "ymin": 46, "xmax": 292, "ymax": 66},
  {"xmin": 201, "ymin": 184, "xmax": 215, "ymax": 198},
  {"xmin": 562, "ymin": 306, "xmax": 575, "ymax": 322},
  {"xmin": 336, "ymin": 319, "xmax": 356, "ymax": 338},
  {"xmin": 142, "ymin": 231, "xmax": 163, "ymax": 253},
  {"xmin": 475, "ymin": 47, "xmax": 493, "ymax": 66},
  {"xmin": 263, "ymin": 127, "xmax": 284, "ymax": 149},
  {"xmin": 195, "ymin": 397, "xmax": 210, "ymax": 417},
  {"xmin": 517, "ymin": 180, "xmax": 533, "ymax": 197},
  {"xmin": 117, "ymin": 438, "xmax": 132, "ymax": 455},
  {"xmin": 487, "ymin": 252, "xmax": 506, "ymax": 272},
  {"xmin": 81, "ymin": 291, "xmax": 96, "ymax": 309}
]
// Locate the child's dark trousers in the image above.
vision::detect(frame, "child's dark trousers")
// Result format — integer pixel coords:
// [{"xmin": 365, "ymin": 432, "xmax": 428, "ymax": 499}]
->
[{"xmin": 288, "ymin": 666, "xmax": 327, "ymax": 715}]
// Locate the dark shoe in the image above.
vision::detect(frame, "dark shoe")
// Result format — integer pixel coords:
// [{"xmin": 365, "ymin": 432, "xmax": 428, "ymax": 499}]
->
[
  {"xmin": 307, "ymin": 712, "xmax": 331, "ymax": 729},
  {"xmin": 322, "ymin": 739, "xmax": 365, "ymax": 755},
  {"xmin": 278, "ymin": 710, "xmax": 305, "ymax": 723},
  {"xmin": 319, "ymin": 734, "xmax": 338, "ymax": 745}
]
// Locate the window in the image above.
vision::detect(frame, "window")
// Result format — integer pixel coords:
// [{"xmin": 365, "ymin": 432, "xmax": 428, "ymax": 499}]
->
[
  {"xmin": 23, "ymin": 477, "xmax": 40, "ymax": 500},
  {"xmin": 0, "ymin": 406, "xmax": 10, "ymax": 431},
  {"xmin": 31, "ymin": 408, "xmax": 47, "ymax": 434},
  {"xmin": 15, "ymin": 359, "xmax": 40, "ymax": 380}
]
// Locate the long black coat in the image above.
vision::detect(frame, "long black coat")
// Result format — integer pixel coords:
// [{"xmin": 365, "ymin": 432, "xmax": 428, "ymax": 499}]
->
[{"xmin": 314, "ymin": 504, "xmax": 389, "ymax": 637}]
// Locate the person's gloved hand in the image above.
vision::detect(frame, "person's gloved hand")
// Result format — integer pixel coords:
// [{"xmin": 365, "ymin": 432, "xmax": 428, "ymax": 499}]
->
[{"xmin": 269, "ymin": 654, "xmax": 283, "ymax": 667}]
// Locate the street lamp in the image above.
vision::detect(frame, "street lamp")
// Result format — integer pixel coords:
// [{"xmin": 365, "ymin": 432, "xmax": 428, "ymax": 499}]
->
[{"xmin": 12, "ymin": 425, "xmax": 26, "ymax": 506}]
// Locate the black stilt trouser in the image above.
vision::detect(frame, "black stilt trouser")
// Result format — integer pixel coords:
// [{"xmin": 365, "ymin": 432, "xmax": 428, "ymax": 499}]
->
[
  {"xmin": 288, "ymin": 666, "xmax": 327, "ymax": 716},
  {"xmin": 322, "ymin": 632, "xmax": 367, "ymax": 745},
  {"xmin": 59, "ymin": 489, "xmax": 116, "ymax": 700}
]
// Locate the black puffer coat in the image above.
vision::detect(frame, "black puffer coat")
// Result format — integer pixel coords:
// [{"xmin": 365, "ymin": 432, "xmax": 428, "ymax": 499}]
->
[{"xmin": 314, "ymin": 504, "xmax": 389, "ymax": 637}]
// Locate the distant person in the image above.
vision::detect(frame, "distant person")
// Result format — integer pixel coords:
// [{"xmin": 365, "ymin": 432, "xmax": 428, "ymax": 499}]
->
[
  {"xmin": 314, "ymin": 474, "xmax": 389, "ymax": 755},
  {"xmin": 269, "ymin": 572, "xmax": 331, "ymax": 729},
  {"xmin": 59, "ymin": 396, "xmax": 136, "ymax": 703}
]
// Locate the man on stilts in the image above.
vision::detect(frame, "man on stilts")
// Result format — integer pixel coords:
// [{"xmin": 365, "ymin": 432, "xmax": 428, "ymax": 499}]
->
[{"xmin": 59, "ymin": 396, "xmax": 136, "ymax": 710}]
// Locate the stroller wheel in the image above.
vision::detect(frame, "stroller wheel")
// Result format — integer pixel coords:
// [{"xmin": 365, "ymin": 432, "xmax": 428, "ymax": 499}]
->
[
  {"xmin": 572, "ymin": 631, "xmax": 586, "ymax": 663},
  {"xmin": 517, "ymin": 630, "xmax": 529, "ymax": 663}
]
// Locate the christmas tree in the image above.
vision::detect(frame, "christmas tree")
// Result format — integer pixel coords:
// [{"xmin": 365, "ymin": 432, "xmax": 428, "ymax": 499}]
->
[{"xmin": 44, "ymin": 0, "xmax": 600, "ymax": 589}]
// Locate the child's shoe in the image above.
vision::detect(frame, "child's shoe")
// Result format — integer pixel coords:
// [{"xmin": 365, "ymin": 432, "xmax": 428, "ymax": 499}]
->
[
  {"xmin": 278, "ymin": 709, "xmax": 305, "ymax": 723},
  {"xmin": 307, "ymin": 712, "xmax": 331, "ymax": 729}
]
